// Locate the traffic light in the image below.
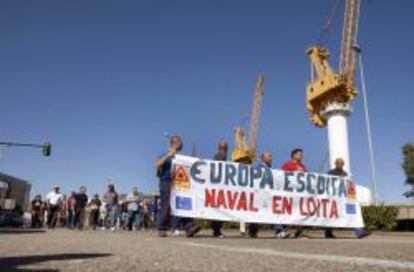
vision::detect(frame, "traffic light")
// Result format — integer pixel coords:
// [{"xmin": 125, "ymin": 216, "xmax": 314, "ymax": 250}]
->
[{"xmin": 43, "ymin": 142, "xmax": 52, "ymax": 157}]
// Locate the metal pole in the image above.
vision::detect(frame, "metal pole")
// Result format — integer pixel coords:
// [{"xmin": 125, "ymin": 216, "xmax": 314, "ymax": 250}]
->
[{"xmin": 357, "ymin": 50, "xmax": 378, "ymax": 205}]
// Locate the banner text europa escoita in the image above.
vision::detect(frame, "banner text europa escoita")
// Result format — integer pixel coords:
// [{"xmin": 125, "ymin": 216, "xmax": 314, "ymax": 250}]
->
[{"xmin": 170, "ymin": 155, "xmax": 365, "ymax": 228}]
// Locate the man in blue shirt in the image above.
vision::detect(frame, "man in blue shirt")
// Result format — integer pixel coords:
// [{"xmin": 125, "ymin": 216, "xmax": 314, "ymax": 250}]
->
[
  {"xmin": 248, "ymin": 151, "xmax": 273, "ymax": 238},
  {"xmin": 155, "ymin": 135, "xmax": 201, "ymax": 237}
]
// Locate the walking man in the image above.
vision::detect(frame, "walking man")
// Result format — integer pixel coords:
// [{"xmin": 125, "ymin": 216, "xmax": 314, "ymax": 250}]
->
[
  {"xmin": 126, "ymin": 187, "xmax": 141, "ymax": 231},
  {"xmin": 325, "ymin": 158, "xmax": 370, "ymax": 239},
  {"xmin": 281, "ymin": 148, "xmax": 308, "ymax": 238},
  {"xmin": 155, "ymin": 135, "xmax": 201, "ymax": 237},
  {"xmin": 248, "ymin": 151, "xmax": 277, "ymax": 238},
  {"xmin": 89, "ymin": 193, "xmax": 102, "ymax": 230},
  {"xmin": 66, "ymin": 192, "xmax": 77, "ymax": 229},
  {"xmin": 74, "ymin": 186, "xmax": 88, "ymax": 230},
  {"xmin": 45, "ymin": 185, "xmax": 64, "ymax": 229},
  {"xmin": 211, "ymin": 141, "xmax": 228, "ymax": 238},
  {"xmin": 104, "ymin": 184, "xmax": 119, "ymax": 231}
]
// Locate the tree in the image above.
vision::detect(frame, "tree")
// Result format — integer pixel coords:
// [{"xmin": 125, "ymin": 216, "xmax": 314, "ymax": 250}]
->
[{"xmin": 402, "ymin": 143, "xmax": 414, "ymax": 197}]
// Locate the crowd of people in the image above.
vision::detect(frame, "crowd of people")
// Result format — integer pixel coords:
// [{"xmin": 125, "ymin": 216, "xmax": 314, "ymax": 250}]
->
[
  {"xmin": 30, "ymin": 184, "xmax": 160, "ymax": 231},
  {"xmin": 27, "ymin": 135, "xmax": 369, "ymax": 240},
  {"xmin": 155, "ymin": 135, "xmax": 370, "ymax": 239}
]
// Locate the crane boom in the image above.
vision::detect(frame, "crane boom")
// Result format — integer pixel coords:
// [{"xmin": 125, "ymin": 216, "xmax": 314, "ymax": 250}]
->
[
  {"xmin": 232, "ymin": 74, "xmax": 265, "ymax": 164},
  {"xmin": 248, "ymin": 74, "xmax": 264, "ymax": 157},
  {"xmin": 339, "ymin": 0, "xmax": 360, "ymax": 85},
  {"xmin": 305, "ymin": 0, "xmax": 360, "ymax": 127}
]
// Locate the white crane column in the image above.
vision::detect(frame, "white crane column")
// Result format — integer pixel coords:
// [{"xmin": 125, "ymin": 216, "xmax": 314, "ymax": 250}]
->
[{"xmin": 322, "ymin": 103, "xmax": 352, "ymax": 174}]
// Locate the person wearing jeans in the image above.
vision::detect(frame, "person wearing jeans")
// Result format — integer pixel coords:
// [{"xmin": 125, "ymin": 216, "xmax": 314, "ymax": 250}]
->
[
  {"xmin": 104, "ymin": 184, "xmax": 119, "ymax": 231},
  {"xmin": 126, "ymin": 187, "xmax": 141, "ymax": 231},
  {"xmin": 155, "ymin": 135, "xmax": 201, "ymax": 238},
  {"xmin": 66, "ymin": 192, "xmax": 77, "ymax": 229}
]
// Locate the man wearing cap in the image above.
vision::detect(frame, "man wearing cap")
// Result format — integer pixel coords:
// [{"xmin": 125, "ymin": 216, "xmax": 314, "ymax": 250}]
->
[{"xmin": 46, "ymin": 185, "xmax": 64, "ymax": 228}]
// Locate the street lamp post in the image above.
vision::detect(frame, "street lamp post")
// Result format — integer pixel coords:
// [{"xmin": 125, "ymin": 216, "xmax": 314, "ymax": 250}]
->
[{"xmin": 0, "ymin": 141, "xmax": 52, "ymax": 157}]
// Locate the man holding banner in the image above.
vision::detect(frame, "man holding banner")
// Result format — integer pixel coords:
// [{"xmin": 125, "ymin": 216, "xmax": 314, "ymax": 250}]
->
[
  {"xmin": 280, "ymin": 148, "xmax": 308, "ymax": 239},
  {"xmin": 155, "ymin": 135, "xmax": 201, "ymax": 238},
  {"xmin": 325, "ymin": 158, "xmax": 369, "ymax": 239},
  {"xmin": 248, "ymin": 151, "xmax": 272, "ymax": 238},
  {"xmin": 210, "ymin": 141, "xmax": 228, "ymax": 238},
  {"xmin": 170, "ymin": 151, "xmax": 366, "ymax": 236}
]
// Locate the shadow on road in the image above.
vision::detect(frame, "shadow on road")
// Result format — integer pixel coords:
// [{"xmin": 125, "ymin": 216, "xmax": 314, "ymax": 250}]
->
[
  {"xmin": 189, "ymin": 233, "xmax": 359, "ymax": 240},
  {"xmin": 0, "ymin": 228, "xmax": 46, "ymax": 235},
  {"xmin": 0, "ymin": 253, "xmax": 112, "ymax": 272}
]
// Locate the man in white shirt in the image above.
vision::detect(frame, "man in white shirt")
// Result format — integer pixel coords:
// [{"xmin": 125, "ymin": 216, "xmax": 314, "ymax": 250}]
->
[
  {"xmin": 46, "ymin": 185, "xmax": 63, "ymax": 228},
  {"xmin": 126, "ymin": 187, "xmax": 142, "ymax": 231}
]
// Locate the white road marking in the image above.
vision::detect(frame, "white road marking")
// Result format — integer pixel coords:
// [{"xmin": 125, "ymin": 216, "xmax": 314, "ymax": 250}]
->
[{"xmin": 175, "ymin": 241, "xmax": 414, "ymax": 270}]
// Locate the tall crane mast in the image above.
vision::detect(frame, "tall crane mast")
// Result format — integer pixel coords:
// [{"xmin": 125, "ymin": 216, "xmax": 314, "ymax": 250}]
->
[
  {"xmin": 340, "ymin": 0, "xmax": 360, "ymax": 87},
  {"xmin": 306, "ymin": 0, "xmax": 361, "ymax": 173},
  {"xmin": 306, "ymin": 0, "xmax": 360, "ymax": 128},
  {"xmin": 232, "ymin": 74, "xmax": 265, "ymax": 164}
]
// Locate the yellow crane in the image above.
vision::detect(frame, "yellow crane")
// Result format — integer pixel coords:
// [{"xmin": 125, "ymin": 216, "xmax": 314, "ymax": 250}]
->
[
  {"xmin": 306, "ymin": 0, "xmax": 360, "ymax": 127},
  {"xmin": 232, "ymin": 74, "xmax": 265, "ymax": 164}
]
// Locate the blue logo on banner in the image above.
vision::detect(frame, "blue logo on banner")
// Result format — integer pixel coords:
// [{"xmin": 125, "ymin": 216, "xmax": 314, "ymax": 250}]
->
[
  {"xmin": 176, "ymin": 196, "xmax": 192, "ymax": 211},
  {"xmin": 346, "ymin": 203, "xmax": 356, "ymax": 214}
]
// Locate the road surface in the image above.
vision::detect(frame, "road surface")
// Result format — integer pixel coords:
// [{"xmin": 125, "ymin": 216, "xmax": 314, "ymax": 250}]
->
[{"xmin": 1, "ymin": 229, "xmax": 414, "ymax": 271}]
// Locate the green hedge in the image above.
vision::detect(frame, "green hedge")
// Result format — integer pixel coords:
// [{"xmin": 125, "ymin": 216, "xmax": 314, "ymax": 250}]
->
[{"xmin": 362, "ymin": 205, "xmax": 399, "ymax": 231}]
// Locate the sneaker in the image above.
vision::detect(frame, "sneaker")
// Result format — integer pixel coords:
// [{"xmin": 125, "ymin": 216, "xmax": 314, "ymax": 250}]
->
[
  {"xmin": 276, "ymin": 231, "xmax": 291, "ymax": 239},
  {"xmin": 248, "ymin": 232, "xmax": 258, "ymax": 238},
  {"xmin": 186, "ymin": 225, "xmax": 201, "ymax": 238},
  {"xmin": 172, "ymin": 229, "xmax": 181, "ymax": 237},
  {"xmin": 213, "ymin": 233, "xmax": 225, "ymax": 238},
  {"xmin": 158, "ymin": 231, "xmax": 167, "ymax": 237},
  {"xmin": 110, "ymin": 226, "xmax": 116, "ymax": 232}
]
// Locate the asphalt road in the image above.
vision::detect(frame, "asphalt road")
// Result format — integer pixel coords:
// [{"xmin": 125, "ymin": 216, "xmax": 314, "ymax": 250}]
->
[{"xmin": 1, "ymin": 229, "xmax": 414, "ymax": 272}]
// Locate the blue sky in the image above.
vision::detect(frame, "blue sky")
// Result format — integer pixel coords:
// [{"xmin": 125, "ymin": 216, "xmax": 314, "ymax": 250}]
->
[{"xmin": 0, "ymin": 0, "xmax": 412, "ymax": 203}]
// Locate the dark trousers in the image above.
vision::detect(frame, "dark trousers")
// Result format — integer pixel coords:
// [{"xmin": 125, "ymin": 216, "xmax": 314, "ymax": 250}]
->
[
  {"xmin": 211, "ymin": 220, "xmax": 223, "ymax": 236},
  {"xmin": 90, "ymin": 210, "xmax": 100, "ymax": 230},
  {"xmin": 31, "ymin": 212, "xmax": 43, "ymax": 228},
  {"xmin": 127, "ymin": 210, "xmax": 138, "ymax": 230},
  {"xmin": 248, "ymin": 224, "xmax": 260, "ymax": 236},
  {"xmin": 172, "ymin": 216, "xmax": 194, "ymax": 231},
  {"xmin": 75, "ymin": 208, "xmax": 85, "ymax": 229},
  {"xmin": 47, "ymin": 205, "xmax": 60, "ymax": 228},
  {"xmin": 275, "ymin": 224, "xmax": 287, "ymax": 233},
  {"xmin": 157, "ymin": 181, "xmax": 171, "ymax": 231},
  {"xmin": 157, "ymin": 181, "xmax": 195, "ymax": 232},
  {"xmin": 66, "ymin": 210, "xmax": 75, "ymax": 229}
]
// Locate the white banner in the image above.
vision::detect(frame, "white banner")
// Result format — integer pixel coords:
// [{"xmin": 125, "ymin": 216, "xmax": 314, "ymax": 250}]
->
[{"xmin": 171, "ymin": 155, "xmax": 367, "ymax": 228}]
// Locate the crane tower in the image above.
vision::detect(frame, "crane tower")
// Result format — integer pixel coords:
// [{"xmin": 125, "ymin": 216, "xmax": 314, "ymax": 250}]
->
[
  {"xmin": 306, "ymin": 0, "xmax": 360, "ymax": 173},
  {"xmin": 232, "ymin": 74, "xmax": 265, "ymax": 164}
]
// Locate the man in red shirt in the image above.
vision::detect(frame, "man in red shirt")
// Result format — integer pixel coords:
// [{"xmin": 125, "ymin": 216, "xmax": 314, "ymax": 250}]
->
[
  {"xmin": 281, "ymin": 148, "xmax": 307, "ymax": 172},
  {"xmin": 278, "ymin": 148, "xmax": 308, "ymax": 238}
]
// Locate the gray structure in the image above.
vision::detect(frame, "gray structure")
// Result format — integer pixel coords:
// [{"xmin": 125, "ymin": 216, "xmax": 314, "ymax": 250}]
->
[{"xmin": 0, "ymin": 172, "xmax": 31, "ymax": 212}]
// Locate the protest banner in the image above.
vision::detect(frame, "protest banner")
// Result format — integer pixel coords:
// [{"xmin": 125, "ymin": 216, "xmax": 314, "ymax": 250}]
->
[{"xmin": 170, "ymin": 155, "xmax": 369, "ymax": 228}]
